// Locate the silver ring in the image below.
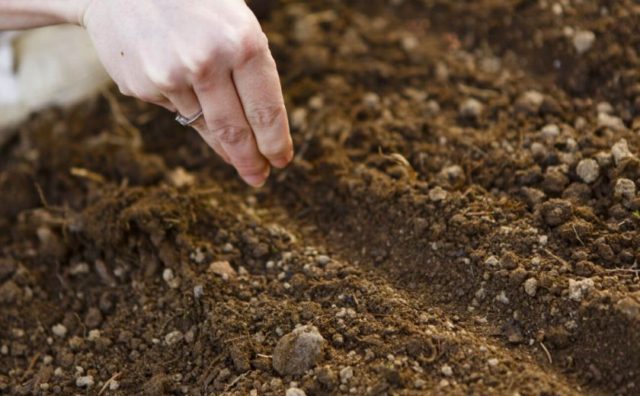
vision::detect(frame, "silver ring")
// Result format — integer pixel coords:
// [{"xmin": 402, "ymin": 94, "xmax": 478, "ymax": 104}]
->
[{"xmin": 175, "ymin": 110, "xmax": 203, "ymax": 126}]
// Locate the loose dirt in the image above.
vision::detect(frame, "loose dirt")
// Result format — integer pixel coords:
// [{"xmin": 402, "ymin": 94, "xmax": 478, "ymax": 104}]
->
[{"xmin": 1, "ymin": 0, "xmax": 640, "ymax": 395}]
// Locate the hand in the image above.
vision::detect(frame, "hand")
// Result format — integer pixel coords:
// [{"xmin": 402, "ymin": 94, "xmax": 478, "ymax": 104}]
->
[{"xmin": 81, "ymin": 0, "xmax": 293, "ymax": 187}]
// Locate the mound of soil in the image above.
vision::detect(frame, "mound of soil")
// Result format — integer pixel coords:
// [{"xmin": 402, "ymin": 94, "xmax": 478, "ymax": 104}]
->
[{"xmin": 1, "ymin": 0, "xmax": 640, "ymax": 395}]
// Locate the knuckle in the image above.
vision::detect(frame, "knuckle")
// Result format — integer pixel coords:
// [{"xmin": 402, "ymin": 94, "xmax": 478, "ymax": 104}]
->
[
  {"xmin": 145, "ymin": 61, "xmax": 186, "ymax": 92},
  {"xmin": 247, "ymin": 104, "xmax": 286, "ymax": 129},
  {"xmin": 235, "ymin": 30, "xmax": 268, "ymax": 65},
  {"xmin": 152, "ymin": 72, "xmax": 182, "ymax": 92},
  {"xmin": 186, "ymin": 53, "xmax": 215, "ymax": 81},
  {"xmin": 117, "ymin": 84, "xmax": 134, "ymax": 97},
  {"xmin": 212, "ymin": 125, "xmax": 249, "ymax": 145}
]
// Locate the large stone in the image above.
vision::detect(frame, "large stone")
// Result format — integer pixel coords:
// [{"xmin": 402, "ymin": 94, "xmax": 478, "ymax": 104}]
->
[{"xmin": 272, "ymin": 325, "xmax": 325, "ymax": 376}]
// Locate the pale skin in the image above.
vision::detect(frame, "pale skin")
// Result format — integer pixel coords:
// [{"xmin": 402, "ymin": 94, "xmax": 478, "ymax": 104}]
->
[{"xmin": 0, "ymin": 0, "xmax": 293, "ymax": 187}]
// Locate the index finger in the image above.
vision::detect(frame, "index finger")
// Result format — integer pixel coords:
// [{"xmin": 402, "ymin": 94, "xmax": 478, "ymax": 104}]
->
[{"xmin": 232, "ymin": 42, "xmax": 293, "ymax": 169}]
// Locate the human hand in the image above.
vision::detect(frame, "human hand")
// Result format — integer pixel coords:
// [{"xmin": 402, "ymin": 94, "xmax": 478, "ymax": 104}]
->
[{"xmin": 81, "ymin": 0, "xmax": 293, "ymax": 187}]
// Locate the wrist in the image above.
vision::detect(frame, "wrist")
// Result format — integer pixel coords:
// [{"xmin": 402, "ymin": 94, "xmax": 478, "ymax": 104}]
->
[
  {"xmin": 0, "ymin": 0, "xmax": 93, "ymax": 30},
  {"xmin": 31, "ymin": 0, "xmax": 93, "ymax": 26}
]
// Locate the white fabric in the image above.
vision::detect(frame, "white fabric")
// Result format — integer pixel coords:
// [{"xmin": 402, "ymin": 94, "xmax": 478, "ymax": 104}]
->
[
  {"xmin": 0, "ymin": 32, "xmax": 19, "ymax": 104},
  {"xmin": 0, "ymin": 26, "xmax": 111, "ymax": 137}
]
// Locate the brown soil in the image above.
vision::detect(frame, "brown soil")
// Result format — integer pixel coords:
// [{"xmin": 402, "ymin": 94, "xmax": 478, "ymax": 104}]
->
[{"xmin": 2, "ymin": 0, "xmax": 640, "ymax": 395}]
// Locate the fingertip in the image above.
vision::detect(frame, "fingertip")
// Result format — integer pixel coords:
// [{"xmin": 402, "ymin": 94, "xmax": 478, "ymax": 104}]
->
[
  {"xmin": 270, "ymin": 149, "xmax": 294, "ymax": 169},
  {"xmin": 242, "ymin": 165, "xmax": 271, "ymax": 188}
]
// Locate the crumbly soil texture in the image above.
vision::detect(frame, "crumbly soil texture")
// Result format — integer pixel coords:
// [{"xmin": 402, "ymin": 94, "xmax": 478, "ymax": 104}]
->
[{"xmin": 2, "ymin": 0, "xmax": 640, "ymax": 395}]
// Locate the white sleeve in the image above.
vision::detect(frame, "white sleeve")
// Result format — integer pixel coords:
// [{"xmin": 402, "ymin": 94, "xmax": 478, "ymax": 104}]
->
[{"xmin": 0, "ymin": 32, "xmax": 20, "ymax": 104}]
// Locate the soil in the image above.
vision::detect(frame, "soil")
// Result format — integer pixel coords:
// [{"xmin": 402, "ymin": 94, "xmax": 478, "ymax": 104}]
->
[{"xmin": 1, "ymin": 0, "xmax": 640, "ymax": 395}]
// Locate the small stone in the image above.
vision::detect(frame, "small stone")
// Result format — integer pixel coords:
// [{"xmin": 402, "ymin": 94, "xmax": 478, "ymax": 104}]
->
[
  {"xmin": 540, "ymin": 199, "xmax": 573, "ymax": 227},
  {"xmin": 425, "ymin": 100, "xmax": 441, "ymax": 116},
  {"xmin": 541, "ymin": 124, "xmax": 560, "ymax": 138},
  {"xmin": 594, "ymin": 151, "xmax": 613, "ymax": 168},
  {"xmin": 530, "ymin": 142, "xmax": 547, "ymax": 159},
  {"xmin": 495, "ymin": 291, "xmax": 510, "ymax": 304},
  {"xmin": 290, "ymin": 108, "xmax": 307, "ymax": 130},
  {"xmin": 541, "ymin": 168, "xmax": 569, "ymax": 195},
  {"xmin": 75, "ymin": 375, "xmax": 94, "ymax": 388},
  {"xmin": 167, "ymin": 167, "xmax": 195, "ymax": 188},
  {"xmin": 441, "ymin": 364, "xmax": 453, "ymax": 377},
  {"xmin": 437, "ymin": 165, "xmax": 466, "ymax": 189},
  {"xmin": 521, "ymin": 187, "xmax": 546, "ymax": 209},
  {"xmin": 222, "ymin": 243, "xmax": 234, "ymax": 253},
  {"xmin": 428, "ymin": 186, "xmax": 448, "ymax": 202},
  {"xmin": 459, "ymin": 98, "xmax": 483, "ymax": 118},
  {"xmin": 190, "ymin": 248, "xmax": 206, "ymax": 264},
  {"xmin": 552, "ymin": 3, "xmax": 563, "ymax": 15},
  {"xmin": 272, "ymin": 325, "xmax": 325, "ymax": 376},
  {"xmin": 68, "ymin": 336, "xmax": 84, "ymax": 351},
  {"xmin": 193, "ymin": 285, "xmax": 204, "ymax": 299},
  {"xmin": 162, "ymin": 268, "xmax": 180, "ymax": 289},
  {"xmin": 523, "ymin": 278, "xmax": 538, "ymax": 297},
  {"xmin": 616, "ymin": 297, "xmax": 640, "ymax": 320},
  {"xmin": 208, "ymin": 261, "xmax": 236, "ymax": 280},
  {"xmin": 87, "ymin": 330, "xmax": 101, "ymax": 341},
  {"xmin": 576, "ymin": 159, "xmax": 600, "ymax": 184},
  {"xmin": 165, "ymin": 330, "xmax": 184, "ymax": 346},
  {"xmin": 435, "ymin": 62, "xmax": 449, "ymax": 81},
  {"xmin": 162, "ymin": 268, "xmax": 174, "ymax": 282},
  {"xmin": 515, "ymin": 90, "xmax": 544, "ymax": 114},
  {"xmin": 487, "ymin": 358, "xmax": 499, "ymax": 367},
  {"xmin": 339, "ymin": 366, "xmax": 354, "ymax": 384},
  {"xmin": 52, "ymin": 324, "xmax": 67, "ymax": 338},
  {"xmin": 572, "ymin": 30, "xmax": 595, "ymax": 54},
  {"xmin": 109, "ymin": 380, "xmax": 120, "ymax": 390},
  {"xmin": 484, "ymin": 256, "xmax": 499, "ymax": 267},
  {"xmin": 614, "ymin": 178, "xmax": 636, "ymax": 200},
  {"xmin": 597, "ymin": 102, "xmax": 614, "ymax": 114},
  {"xmin": 286, "ymin": 388, "xmax": 307, "ymax": 396},
  {"xmin": 362, "ymin": 92, "xmax": 381, "ymax": 109},
  {"xmin": 598, "ymin": 112, "xmax": 626, "ymax": 131},
  {"xmin": 317, "ymin": 366, "xmax": 337, "ymax": 389},
  {"xmin": 69, "ymin": 262, "xmax": 90, "ymax": 276},
  {"xmin": 401, "ymin": 35, "xmax": 419, "ymax": 52},
  {"xmin": 568, "ymin": 278, "xmax": 595, "ymax": 301},
  {"xmin": 315, "ymin": 255, "xmax": 331, "ymax": 265},
  {"xmin": 611, "ymin": 139, "xmax": 634, "ymax": 165}
]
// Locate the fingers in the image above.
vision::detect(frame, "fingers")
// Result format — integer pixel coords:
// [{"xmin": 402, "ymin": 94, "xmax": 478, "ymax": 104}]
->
[
  {"xmin": 166, "ymin": 88, "xmax": 231, "ymax": 164},
  {"xmin": 194, "ymin": 73, "xmax": 270, "ymax": 187},
  {"xmin": 233, "ymin": 46, "xmax": 293, "ymax": 168}
]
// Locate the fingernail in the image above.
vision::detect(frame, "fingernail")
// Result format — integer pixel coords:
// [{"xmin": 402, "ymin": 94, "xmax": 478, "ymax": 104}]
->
[
  {"xmin": 271, "ymin": 151, "xmax": 294, "ymax": 169},
  {"xmin": 243, "ymin": 167, "xmax": 270, "ymax": 188},
  {"xmin": 243, "ymin": 174, "xmax": 267, "ymax": 187}
]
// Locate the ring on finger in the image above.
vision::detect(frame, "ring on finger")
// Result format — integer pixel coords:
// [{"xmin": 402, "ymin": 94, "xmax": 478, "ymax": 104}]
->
[{"xmin": 175, "ymin": 109, "xmax": 204, "ymax": 126}]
